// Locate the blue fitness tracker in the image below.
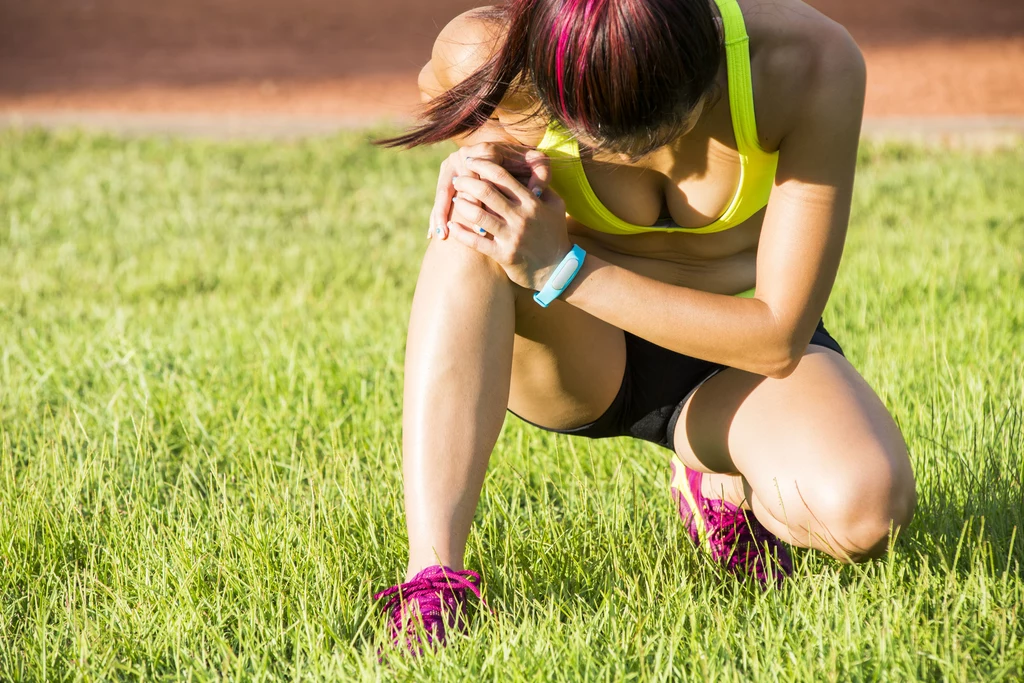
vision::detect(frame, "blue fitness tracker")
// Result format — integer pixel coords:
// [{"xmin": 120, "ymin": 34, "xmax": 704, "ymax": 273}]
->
[{"xmin": 534, "ymin": 244, "xmax": 586, "ymax": 308}]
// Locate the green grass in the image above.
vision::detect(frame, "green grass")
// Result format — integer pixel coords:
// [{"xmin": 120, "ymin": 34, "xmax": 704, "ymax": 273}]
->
[{"xmin": 0, "ymin": 128, "xmax": 1022, "ymax": 681}]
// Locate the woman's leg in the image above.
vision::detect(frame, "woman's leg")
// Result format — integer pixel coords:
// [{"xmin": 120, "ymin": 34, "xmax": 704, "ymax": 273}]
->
[
  {"xmin": 402, "ymin": 237, "xmax": 625, "ymax": 579},
  {"xmin": 672, "ymin": 346, "xmax": 916, "ymax": 563}
]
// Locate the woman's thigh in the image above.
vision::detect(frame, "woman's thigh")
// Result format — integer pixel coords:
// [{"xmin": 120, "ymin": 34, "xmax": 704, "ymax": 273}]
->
[
  {"xmin": 672, "ymin": 346, "xmax": 916, "ymax": 558},
  {"xmin": 508, "ymin": 294, "xmax": 626, "ymax": 431}
]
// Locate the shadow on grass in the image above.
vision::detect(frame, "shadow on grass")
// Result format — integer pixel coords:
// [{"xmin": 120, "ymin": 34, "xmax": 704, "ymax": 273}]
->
[{"xmin": 898, "ymin": 418, "xmax": 1023, "ymax": 578}]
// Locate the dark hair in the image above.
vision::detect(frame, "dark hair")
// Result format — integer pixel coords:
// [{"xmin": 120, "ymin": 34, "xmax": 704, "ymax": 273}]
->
[{"xmin": 380, "ymin": 0, "xmax": 722, "ymax": 157}]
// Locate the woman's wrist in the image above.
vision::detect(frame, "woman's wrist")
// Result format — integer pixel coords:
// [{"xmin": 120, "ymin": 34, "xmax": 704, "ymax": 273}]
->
[{"xmin": 533, "ymin": 244, "xmax": 586, "ymax": 307}]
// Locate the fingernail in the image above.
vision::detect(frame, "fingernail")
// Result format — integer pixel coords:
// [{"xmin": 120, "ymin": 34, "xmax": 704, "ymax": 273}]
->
[
  {"xmin": 446, "ymin": 221, "xmax": 456, "ymax": 236},
  {"xmin": 452, "ymin": 177, "xmax": 463, "ymax": 187}
]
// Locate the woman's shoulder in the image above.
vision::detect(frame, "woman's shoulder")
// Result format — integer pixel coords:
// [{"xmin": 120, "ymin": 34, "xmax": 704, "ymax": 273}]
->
[
  {"xmin": 742, "ymin": 0, "xmax": 866, "ymax": 150},
  {"xmin": 419, "ymin": 8, "xmax": 504, "ymax": 98},
  {"xmin": 419, "ymin": 7, "xmax": 545, "ymax": 145}
]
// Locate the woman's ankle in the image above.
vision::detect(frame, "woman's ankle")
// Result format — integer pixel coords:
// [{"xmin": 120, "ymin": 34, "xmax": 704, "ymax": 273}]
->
[{"xmin": 406, "ymin": 554, "xmax": 465, "ymax": 581}]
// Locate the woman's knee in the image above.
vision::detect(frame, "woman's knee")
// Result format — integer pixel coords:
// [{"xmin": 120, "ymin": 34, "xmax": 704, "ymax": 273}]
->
[
  {"xmin": 407, "ymin": 237, "xmax": 519, "ymax": 341},
  {"xmin": 839, "ymin": 481, "xmax": 915, "ymax": 562},
  {"xmin": 801, "ymin": 451, "xmax": 917, "ymax": 563},
  {"xmin": 423, "ymin": 234, "xmax": 510, "ymax": 287}
]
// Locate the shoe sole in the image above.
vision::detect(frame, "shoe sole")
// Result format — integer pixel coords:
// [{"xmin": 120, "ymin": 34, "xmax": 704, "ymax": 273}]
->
[{"xmin": 670, "ymin": 454, "xmax": 708, "ymax": 547}]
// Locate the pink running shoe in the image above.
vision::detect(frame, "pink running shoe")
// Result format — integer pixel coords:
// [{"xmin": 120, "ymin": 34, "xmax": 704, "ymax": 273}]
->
[
  {"xmin": 669, "ymin": 454, "xmax": 793, "ymax": 587},
  {"xmin": 374, "ymin": 565, "xmax": 483, "ymax": 652}
]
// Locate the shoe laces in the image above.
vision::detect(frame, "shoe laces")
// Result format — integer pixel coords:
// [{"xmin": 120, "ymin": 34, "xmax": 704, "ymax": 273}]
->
[
  {"xmin": 374, "ymin": 566, "xmax": 483, "ymax": 649},
  {"xmin": 703, "ymin": 503, "xmax": 788, "ymax": 584}
]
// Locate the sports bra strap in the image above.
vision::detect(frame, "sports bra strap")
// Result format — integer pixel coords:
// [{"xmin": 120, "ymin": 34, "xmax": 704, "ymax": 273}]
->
[
  {"xmin": 533, "ymin": 0, "xmax": 779, "ymax": 236},
  {"xmin": 712, "ymin": 0, "xmax": 764, "ymax": 154}
]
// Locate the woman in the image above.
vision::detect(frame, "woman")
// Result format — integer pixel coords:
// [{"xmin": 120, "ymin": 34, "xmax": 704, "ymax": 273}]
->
[{"xmin": 373, "ymin": 0, "xmax": 917, "ymax": 650}]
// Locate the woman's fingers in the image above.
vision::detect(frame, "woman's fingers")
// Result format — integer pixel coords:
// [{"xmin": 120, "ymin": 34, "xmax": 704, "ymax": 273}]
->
[
  {"xmin": 429, "ymin": 144, "xmax": 507, "ymax": 240},
  {"xmin": 525, "ymin": 150, "xmax": 551, "ymax": 199},
  {"xmin": 430, "ymin": 157, "xmax": 458, "ymax": 239},
  {"xmin": 464, "ymin": 158, "xmax": 534, "ymax": 204},
  {"xmin": 451, "ymin": 175, "xmax": 515, "ymax": 219},
  {"xmin": 428, "ymin": 144, "xmax": 546, "ymax": 241},
  {"xmin": 451, "ymin": 196, "xmax": 503, "ymax": 237},
  {"xmin": 447, "ymin": 220, "xmax": 499, "ymax": 259}
]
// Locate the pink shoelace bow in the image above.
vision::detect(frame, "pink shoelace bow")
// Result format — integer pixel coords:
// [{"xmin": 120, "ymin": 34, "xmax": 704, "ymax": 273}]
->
[
  {"xmin": 374, "ymin": 566, "xmax": 484, "ymax": 652},
  {"xmin": 701, "ymin": 502, "xmax": 793, "ymax": 587}
]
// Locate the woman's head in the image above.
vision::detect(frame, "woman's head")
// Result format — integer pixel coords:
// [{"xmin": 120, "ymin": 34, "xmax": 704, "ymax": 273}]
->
[
  {"xmin": 527, "ymin": 0, "xmax": 721, "ymax": 156},
  {"xmin": 382, "ymin": 0, "xmax": 722, "ymax": 157}
]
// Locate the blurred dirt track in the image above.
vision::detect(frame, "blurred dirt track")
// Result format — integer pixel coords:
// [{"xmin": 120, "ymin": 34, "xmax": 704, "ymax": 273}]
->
[{"xmin": 1, "ymin": 0, "xmax": 1023, "ymax": 119}]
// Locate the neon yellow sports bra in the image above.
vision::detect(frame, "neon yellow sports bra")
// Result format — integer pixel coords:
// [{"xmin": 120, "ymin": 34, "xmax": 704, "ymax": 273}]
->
[{"xmin": 536, "ymin": 0, "xmax": 778, "ymax": 236}]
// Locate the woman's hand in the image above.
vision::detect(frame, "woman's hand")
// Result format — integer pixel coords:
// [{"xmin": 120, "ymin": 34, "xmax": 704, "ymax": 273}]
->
[
  {"xmin": 446, "ymin": 155, "xmax": 572, "ymax": 291},
  {"xmin": 429, "ymin": 142, "xmax": 551, "ymax": 240}
]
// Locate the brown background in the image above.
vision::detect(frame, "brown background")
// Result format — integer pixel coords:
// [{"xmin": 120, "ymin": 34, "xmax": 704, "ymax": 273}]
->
[{"xmin": 1, "ymin": 0, "xmax": 1023, "ymax": 120}]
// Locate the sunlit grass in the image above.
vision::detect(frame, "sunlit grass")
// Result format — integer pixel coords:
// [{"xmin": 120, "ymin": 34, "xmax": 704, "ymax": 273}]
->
[{"xmin": 0, "ymin": 129, "xmax": 1021, "ymax": 680}]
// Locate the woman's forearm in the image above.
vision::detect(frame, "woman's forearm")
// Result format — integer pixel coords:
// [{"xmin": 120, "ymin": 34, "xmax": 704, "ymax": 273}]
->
[{"xmin": 562, "ymin": 255, "xmax": 802, "ymax": 378}]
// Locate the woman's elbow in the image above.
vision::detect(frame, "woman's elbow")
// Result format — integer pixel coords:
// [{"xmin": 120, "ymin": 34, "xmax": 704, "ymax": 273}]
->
[
  {"xmin": 757, "ymin": 340, "xmax": 805, "ymax": 379},
  {"xmin": 758, "ymin": 357, "xmax": 799, "ymax": 379},
  {"xmin": 745, "ymin": 303, "xmax": 810, "ymax": 379}
]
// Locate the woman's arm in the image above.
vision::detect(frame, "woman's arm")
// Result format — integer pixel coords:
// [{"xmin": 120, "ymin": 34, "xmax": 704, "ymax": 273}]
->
[
  {"xmin": 566, "ymin": 34, "xmax": 866, "ymax": 378},
  {"xmin": 449, "ymin": 29, "xmax": 866, "ymax": 379}
]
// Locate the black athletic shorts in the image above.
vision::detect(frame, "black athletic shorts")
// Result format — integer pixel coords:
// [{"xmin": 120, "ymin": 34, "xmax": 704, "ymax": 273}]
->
[{"xmin": 511, "ymin": 320, "xmax": 843, "ymax": 452}]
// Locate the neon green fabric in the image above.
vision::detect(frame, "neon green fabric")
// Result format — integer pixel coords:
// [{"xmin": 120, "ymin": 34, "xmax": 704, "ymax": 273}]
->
[{"xmin": 536, "ymin": 0, "xmax": 779, "ymax": 235}]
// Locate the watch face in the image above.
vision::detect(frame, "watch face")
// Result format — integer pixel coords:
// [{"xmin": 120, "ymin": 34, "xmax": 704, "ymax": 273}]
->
[{"xmin": 549, "ymin": 256, "xmax": 581, "ymax": 290}]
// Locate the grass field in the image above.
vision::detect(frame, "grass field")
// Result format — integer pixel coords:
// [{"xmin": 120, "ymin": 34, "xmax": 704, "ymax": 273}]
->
[{"xmin": 1, "ymin": 129, "xmax": 1022, "ymax": 681}]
